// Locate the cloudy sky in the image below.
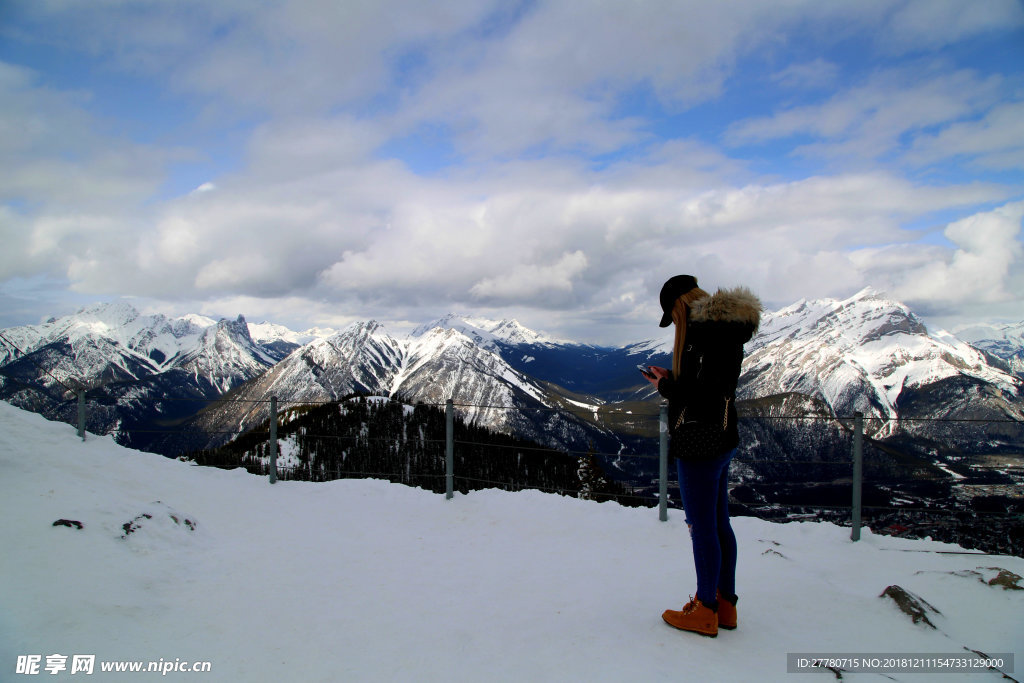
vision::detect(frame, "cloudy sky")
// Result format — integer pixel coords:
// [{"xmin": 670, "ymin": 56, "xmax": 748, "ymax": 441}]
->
[{"xmin": 1, "ymin": 0, "xmax": 1022, "ymax": 345}]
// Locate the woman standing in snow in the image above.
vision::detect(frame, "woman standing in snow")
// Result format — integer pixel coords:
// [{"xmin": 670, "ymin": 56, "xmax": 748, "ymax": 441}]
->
[{"xmin": 643, "ymin": 275, "xmax": 761, "ymax": 637}]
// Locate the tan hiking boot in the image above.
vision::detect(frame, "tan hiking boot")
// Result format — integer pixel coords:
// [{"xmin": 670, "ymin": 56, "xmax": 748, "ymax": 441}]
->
[
  {"xmin": 662, "ymin": 596, "xmax": 718, "ymax": 637},
  {"xmin": 717, "ymin": 591, "xmax": 737, "ymax": 630}
]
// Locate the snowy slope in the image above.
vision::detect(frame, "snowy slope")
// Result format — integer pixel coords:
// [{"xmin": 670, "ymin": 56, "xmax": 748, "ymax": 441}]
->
[
  {"xmin": 395, "ymin": 326, "xmax": 552, "ymax": 429},
  {"xmin": 2, "ymin": 402, "xmax": 1021, "ymax": 682},
  {"xmin": 169, "ymin": 316, "xmax": 277, "ymax": 394}
]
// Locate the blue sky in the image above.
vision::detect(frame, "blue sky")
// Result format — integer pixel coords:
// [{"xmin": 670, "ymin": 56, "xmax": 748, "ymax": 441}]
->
[{"xmin": 0, "ymin": 0, "xmax": 1022, "ymax": 344}]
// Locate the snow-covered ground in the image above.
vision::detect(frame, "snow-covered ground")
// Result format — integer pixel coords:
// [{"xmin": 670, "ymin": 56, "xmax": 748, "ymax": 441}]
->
[{"xmin": 1, "ymin": 401, "xmax": 1021, "ymax": 682}]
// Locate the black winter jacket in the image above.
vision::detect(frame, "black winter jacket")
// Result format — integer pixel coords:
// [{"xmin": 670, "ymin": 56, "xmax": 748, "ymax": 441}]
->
[{"xmin": 657, "ymin": 287, "xmax": 761, "ymax": 454}]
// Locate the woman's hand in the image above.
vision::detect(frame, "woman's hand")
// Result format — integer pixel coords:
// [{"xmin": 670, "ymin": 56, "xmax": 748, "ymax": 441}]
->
[{"xmin": 644, "ymin": 365, "xmax": 669, "ymax": 387}]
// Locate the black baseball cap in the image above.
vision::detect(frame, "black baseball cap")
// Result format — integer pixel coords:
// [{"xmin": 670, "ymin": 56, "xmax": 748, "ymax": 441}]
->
[{"xmin": 658, "ymin": 274, "xmax": 698, "ymax": 327}]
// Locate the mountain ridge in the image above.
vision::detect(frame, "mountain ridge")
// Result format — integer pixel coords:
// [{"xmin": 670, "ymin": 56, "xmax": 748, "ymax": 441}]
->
[
  {"xmin": 1, "ymin": 292, "xmax": 1021, "ymax": 459},
  {"xmin": 175, "ymin": 321, "xmax": 615, "ymax": 457}
]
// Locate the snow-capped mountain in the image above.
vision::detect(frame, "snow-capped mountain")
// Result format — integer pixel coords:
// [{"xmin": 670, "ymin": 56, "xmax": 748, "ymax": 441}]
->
[
  {"xmin": 161, "ymin": 315, "xmax": 276, "ymax": 393},
  {"xmin": 0, "ymin": 304, "xmax": 287, "ymax": 451},
  {"xmin": 395, "ymin": 326, "xmax": 588, "ymax": 441},
  {"xmin": 1, "ymin": 292, "xmax": 1021, "ymax": 463},
  {"xmin": 180, "ymin": 321, "xmax": 615, "ymax": 455},
  {"xmin": 411, "ymin": 313, "xmax": 565, "ymax": 350},
  {"xmin": 954, "ymin": 320, "xmax": 1024, "ymax": 379},
  {"xmin": 739, "ymin": 288, "xmax": 1022, "ymax": 437},
  {"xmin": 412, "ymin": 315, "xmax": 671, "ymax": 402},
  {"xmin": 181, "ymin": 321, "xmax": 405, "ymax": 441},
  {"xmin": 0, "ymin": 303, "xmax": 215, "ymax": 393},
  {"xmin": 246, "ymin": 321, "xmax": 337, "ymax": 361},
  {"xmin": 0, "ymin": 303, "xmax": 324, "ymax": 395},
  {"xmin": 397, "ymin": 324, "xmax": 610, "ymax": 451}
]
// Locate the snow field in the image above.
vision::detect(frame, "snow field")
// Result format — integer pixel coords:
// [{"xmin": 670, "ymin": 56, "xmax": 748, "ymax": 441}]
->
[{"xmin": 1, "ymin": 402, "xmax": 1021, "ymax": 682}]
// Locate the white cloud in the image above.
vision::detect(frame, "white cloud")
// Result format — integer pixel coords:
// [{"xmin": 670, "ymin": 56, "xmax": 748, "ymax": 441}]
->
[
  {"xmin": 853, "ymin": 200, "xmax": 1024, "ymax": 311},
  {"xmin": 470, "ymin": 250, "xmax": 588, "ymax": 305},
  {"xmin": 0, "ymin": 206, "xmax": 38, "ymax": 279},
  {"xmin": 905, "ymin": 101, "xmax": 1024, "ymax": 171},
  {"xmin": 2, "ymin": 0, "xmax": 1022, "ymax": 343},
  {"xmin": 8, "ymin": 119, "xmax": 1017, "ymax": 342},
  {"xmin": 879, "ymin": 0, "xmax": 1024, "ymax": 54},
  {"xmin": 379, "ymin": 0, "xmax": 847, "ymax": 158},
  {"xmin": 771, "ymin": 59, "xmax": 840, "ymax": 90},
  {"xmin": 726, "ymin": 66, "xmax": 1007, "ymax": 164},
  {"xmin": 0, "ymin": 61, "xmax": 175, "ymax": 209}
]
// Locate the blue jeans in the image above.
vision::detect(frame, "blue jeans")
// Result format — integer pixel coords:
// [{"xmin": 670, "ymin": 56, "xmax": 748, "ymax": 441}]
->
[{"xmin": 677, "ymin": 448, "xmax": 737, "ymax": 608}]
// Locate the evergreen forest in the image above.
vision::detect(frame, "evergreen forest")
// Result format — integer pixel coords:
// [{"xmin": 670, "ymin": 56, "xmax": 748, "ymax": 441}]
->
[{"xmin": 187, "ymin": 395, "xmax": 637, "ymax": 505}]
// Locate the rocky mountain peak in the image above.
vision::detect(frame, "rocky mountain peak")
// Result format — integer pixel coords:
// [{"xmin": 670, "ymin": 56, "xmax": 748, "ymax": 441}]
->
[
  {"xmin": 212, "ymin": 315, "xmax": 253, "ymax": 342},
  {"xmin": 742, "ymin": 290, "xmax": 1020, "ymax": 427}
]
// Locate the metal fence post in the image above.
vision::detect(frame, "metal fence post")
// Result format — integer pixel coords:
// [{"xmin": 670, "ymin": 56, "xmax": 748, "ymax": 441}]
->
[
  {"xmin": 659, "ymin": 403, "xmax": 668, "ymax": 522},
  {"xmin": 445, "ymin": 398, "xmax": 454, "ymax": 500},
  {"xmin": 77, "ymin": 390, "xmax": 86, "ymax": 441},
  {"xmin": 269, "ymin": 396, "xmax": 278, "ymax": 485},
  {"xmin": 851, "ymin": 410, "xmax": 863, "ymax": 541}
]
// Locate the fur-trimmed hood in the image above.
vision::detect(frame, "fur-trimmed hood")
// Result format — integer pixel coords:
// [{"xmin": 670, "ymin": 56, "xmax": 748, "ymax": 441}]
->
[{"xmin": 689, "ymin": 286, "xmax": 762, "ymax": 332}]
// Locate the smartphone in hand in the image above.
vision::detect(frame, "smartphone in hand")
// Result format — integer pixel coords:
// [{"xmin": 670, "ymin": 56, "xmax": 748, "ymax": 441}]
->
[{"xmin": 638, "ymin": 364, "xmax": 655, "ymax": 379}]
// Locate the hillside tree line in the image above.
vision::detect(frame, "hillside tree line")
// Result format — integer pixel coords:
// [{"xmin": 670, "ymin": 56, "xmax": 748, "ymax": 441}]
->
[{"xmin": 187, "ymin": 395, "xmax": 635, "ymax": 504}]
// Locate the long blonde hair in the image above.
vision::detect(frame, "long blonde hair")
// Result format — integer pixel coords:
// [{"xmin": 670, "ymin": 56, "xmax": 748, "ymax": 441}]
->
[{"xmin": 671, "ymin": 287, "xmax": 710, "ymax": 378}]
